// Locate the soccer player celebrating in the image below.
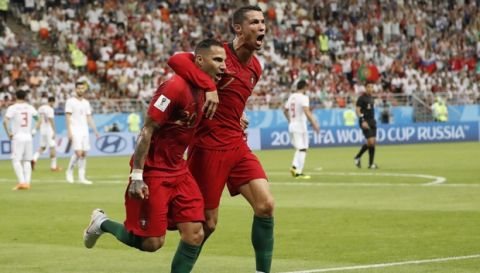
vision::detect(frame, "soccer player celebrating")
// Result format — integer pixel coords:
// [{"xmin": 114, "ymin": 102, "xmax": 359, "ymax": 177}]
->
[
  {"xmin": 32, "ymin": 96, "xmax": 61, "ymax": 171},
  {"xmin": 3, "ymin": 90, "xmax": 38, "ymax": 190},
  {"xmin": 82, "ymin": 39, "xmax": 226, "ymax": 273},
  {"xmin": 65, "ymin": 81, "xmax": 100, "ymax": 184},
  {"xmin": 168, "ymin": 6, "xmax": 274, "ymax": 273},
  {"xmin": 354, "ymin": 82, "xmax": 378, "ymax": 169},
  {"xmin": 283, "ymin": 79, "xmax": 320, "ymax": 179}
]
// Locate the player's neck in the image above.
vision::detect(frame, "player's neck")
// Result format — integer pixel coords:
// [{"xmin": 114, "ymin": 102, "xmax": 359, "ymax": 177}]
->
[{"xmin": 232, "ymin": 38, "xmax": 254, "ymax": 64}]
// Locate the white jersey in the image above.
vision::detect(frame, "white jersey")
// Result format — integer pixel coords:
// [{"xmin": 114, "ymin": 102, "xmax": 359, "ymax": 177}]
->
[
  {"xmin": 65, "ymin": 97, "xmax": 91, "ymax": 135},
  {"xmin": 285, "ymin": 93, "xmax": 309, "ymax": 133},
  {"xmin": 5, "ymin": 102, "xmax": 38, "ymax": 141},
  {"xmin": 38, "ymin": 104, "xmax": 55, "ymax": 135}
]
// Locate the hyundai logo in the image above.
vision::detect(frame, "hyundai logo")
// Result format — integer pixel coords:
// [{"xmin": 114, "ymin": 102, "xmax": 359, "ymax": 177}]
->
[{"xmin": 96, "ymin": 135, "xmax": 127, "ymax": 154}]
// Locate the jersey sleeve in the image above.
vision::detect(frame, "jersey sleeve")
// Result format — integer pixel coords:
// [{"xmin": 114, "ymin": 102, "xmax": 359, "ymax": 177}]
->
[
  {"xmin": 147, "ymin": 79, "xmax": 180, "ymax": 126},
  {"xmin": 30, "ymin": 106, "xmax": 38, "ymax": 117},
  {"xmin": 5, "ymin": 106, "xmax": 14, "ymax": 119},
  {"xmin": 301, "ymin": 95, "xmax": 309, "ymax": 108},
  {"xmin": 65, "ymin": 99, "xmax": 72, "ymax": 114},
  {"xmin": 47, "ymin": 107, "xmax": 54, "ymax": 119},
  {"xmin": 86, "ymin": 102, "xmax": 92, "ymax": 115},
  {"xmin": 167, "ymin": 52, "xmax": 217, "ymax": 91},
  {"xmin": 356, "ymin": 96, "xmax": 364, "ymax": 108},
  {"xmin": 284, "ymin": 96, "xmax": 291, "ymax": 109}
]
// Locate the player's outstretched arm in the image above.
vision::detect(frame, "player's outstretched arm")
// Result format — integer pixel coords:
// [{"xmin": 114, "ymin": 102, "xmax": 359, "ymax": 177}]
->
[{"xmin": 129, "ymin": 117, "xmax": 159, "ymax": 200}]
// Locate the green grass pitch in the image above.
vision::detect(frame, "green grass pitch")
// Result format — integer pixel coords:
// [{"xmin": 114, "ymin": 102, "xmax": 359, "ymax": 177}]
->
[{"xmin": 1, "ymin": 142, "xmax": 479, "ymax": 273}]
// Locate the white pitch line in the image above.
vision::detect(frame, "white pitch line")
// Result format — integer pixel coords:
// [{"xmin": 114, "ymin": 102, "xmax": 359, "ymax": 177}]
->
[
  {"xmin": 0, "ymin": 178, "xmax": 478, "ymax": 187},
  {"xmin": 270, "ymin": 182, "xmax": 480, "ymax": 188},
  {"xmin": 268, "ymin": 171, "xmax": 446, "ymax": 186},
  {"xmin": 279, "ymin": 254, "xmax": 480, "ymax": 273}
]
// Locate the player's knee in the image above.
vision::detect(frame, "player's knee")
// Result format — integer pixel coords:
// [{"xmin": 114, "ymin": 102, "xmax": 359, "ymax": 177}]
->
[
  {"xmin": 141, "ymin": 237, "xmax": 164, "ymax": 252},
  {"xmin": 182, "ymin": 226, "xmax": 204, "ymax": 246},
  {"xmin": 204, "ymin": 218, "xmax": 217, "ymax": 234},
  {"xmin": 299, "ymin": 148, "xmax": 307, "ymax": 152},
  {"xmin": 256, "ymin": 198, "xmax": 275, "ymax": 217}
]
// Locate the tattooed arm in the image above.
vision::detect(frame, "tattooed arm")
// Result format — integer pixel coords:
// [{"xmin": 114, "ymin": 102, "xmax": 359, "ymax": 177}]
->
[{"xmin": 128, "ymin": 117, "xmax": 159, "ymax": 200}]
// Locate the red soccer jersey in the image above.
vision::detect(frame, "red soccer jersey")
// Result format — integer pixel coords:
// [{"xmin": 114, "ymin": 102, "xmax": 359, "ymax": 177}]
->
[
  {"xmin": 131, "ymin": 74, "xmax": 205, "ymax": 177},
  {"xmin": 168, "ymin": 43, "xmax": 262, "ymax": 149}
]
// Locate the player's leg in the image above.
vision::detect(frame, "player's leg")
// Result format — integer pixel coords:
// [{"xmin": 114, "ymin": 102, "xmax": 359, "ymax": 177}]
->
[
  {"xmin": 187, "ymin": 146, "xmax": 230, "ymax": 240},
  {"xmin": 78, "ymin": 135, "xmax": 91, "ymax": 183},
  {"xmin": 84, "ymin": 208, "xmax": 164, "ymax": 251},
  {"xmin": 48, "ymin": 134, "xmax": 60, "ymax": 171},
  {"xmin": 172, "ymin": 222, "xmax": 204, "ymax": 273},
  {"xmin": 22, "ymin": 139, "xmax": 33, "ymax": 187},
  {"xmin": 354, "ymin": 128, "xmax": 370, "ymax": 168},
  {"xmin": 230, "ymin": 146, "xmax": 274, "ymax": 273},
  {"xmin": 66, "ymin": 135, "xmax": 82, "ymax": 183},
  {"xmin": 171, "ymin": 172, "xmax": 205, "ymax": 273},
  {"xmin": 289, "ymin": 132, "xmax": 299, "ymax": 176},
  {"xmin": 11, "ymin": 139, "xmax": 27, "ymax": 190},
  {"xmin": 84, "ymin": 177, "xmax": 170, "ymax": 251},
  {"xmin": 238, "ymin": 179, "xmax": 274, "ymax": 273},
  {"xmin": 367, "ymin": 136, "xmax": 377, "ymax": 168},
  {"xmin": 293, "ymin": 132, "xmax": 310, "ymax": 178},
  {"xmin": 33, "ymin": 133, "xmax": 48, "ymax": 163},
  {"xmin": 49, "ymin": 146, "xmax": 60, "ymax": 171}
]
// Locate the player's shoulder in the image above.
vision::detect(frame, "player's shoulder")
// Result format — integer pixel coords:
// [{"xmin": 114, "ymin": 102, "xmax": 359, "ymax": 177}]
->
[{"xmin": 157, "ymin": 74, "xmax": 190, "ymax": 94}]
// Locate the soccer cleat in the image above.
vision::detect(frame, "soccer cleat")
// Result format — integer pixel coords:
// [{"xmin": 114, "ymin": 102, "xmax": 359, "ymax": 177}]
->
[
  {"xmin": 12, "ymin": 183, "xmax": 30, "ymax": 190},
  {"xmin": 31, "ymin": 160, "xmax": 36, "ymax": 171},
  {"xmin": 295, "ymin": 173, "xmax": 311, "ymax": 179},
  {"xmin": 368, "ymin": 164, "xmax": 379, "ymax": 169},
  {"xmin": 354, "ymin": 158, "xmax": 361, "ymax": 168},
  {"xmin": 51, "ymin": 166, "xmax": 63, "ymax": 172},
  {"xmin": 83, "ymin": 209, "xmax": 107, "ymax": 248},
  {"xmin": 290, "ymin": 167, "xmax": 297, "ymax": 177},
  {"xmin": 66, "ymin": 170, "xmax": 74, "ymax": 184},
  {"xmin": 78, "ymin": 179, "xmax": 93, "ymax": 185}
]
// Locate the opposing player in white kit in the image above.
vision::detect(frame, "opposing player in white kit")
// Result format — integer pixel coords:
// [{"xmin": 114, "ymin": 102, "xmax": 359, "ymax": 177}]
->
[
  {"xmin": 283, "ymin": 79, "xmax": 320, "ymax": 179},
  {"xmin": 2, "ymin": 90, "xmax": 38, "ymax": 190},
  {"xmin": 32, "ymin": 96, "xmax": 61, "ymax": 171},
  {"xmin": 65, "ymin": 81, "xmax": 100, "ymax": 184}
]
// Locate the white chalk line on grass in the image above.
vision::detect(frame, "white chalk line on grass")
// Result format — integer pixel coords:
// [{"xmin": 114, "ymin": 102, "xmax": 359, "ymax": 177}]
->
[
  {"xmin": 0, "ymin": 178, "xmax": 478, "ymax": 187},
  {"xmin": 278, "ymin": 254, "xmax": 480, "ymax": 273},
  {"xmin": 268, "ymin": 171, "xmax": 446, "ymax": 186}
]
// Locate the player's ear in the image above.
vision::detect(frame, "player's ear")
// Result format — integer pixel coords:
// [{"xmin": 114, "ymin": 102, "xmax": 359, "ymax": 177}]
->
[
  {"xmin": 195, "ymin": 54, "xmax": 203, "ymax": 66},
  {"xmin": 233, "ymin": 23, "xmax": 242, "ymax": 35}
]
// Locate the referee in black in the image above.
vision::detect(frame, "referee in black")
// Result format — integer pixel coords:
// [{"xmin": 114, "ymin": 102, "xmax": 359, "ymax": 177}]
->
[{"xmin": 354, "ymin": 82, "xmax": 378, "ymax": 169}]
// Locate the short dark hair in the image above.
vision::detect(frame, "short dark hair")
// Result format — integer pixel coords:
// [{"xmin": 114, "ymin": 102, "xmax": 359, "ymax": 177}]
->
[
  {"xmin": 194, "ymin": 38, "xmax": 223, "ymax": 55},
  {"xmin": 230, "ymin": 5, "xmax": 263, "ymax": 33},
  {"xmin": 16, "ymin": 90, "xmax": 27, "ymax": 100},
  {"xmin": 75, "ymin": 80, "xmax": 86, "ymax": 87},
  {"xmin": 48, "ymin": 96, "xmax": 55, "ymax": 103},
  {"xmin": 297, "ymin": 79, "xmax": 308, "ymax": 90}
]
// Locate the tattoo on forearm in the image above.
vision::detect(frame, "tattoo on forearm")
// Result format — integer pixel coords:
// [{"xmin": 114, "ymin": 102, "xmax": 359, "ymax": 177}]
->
[{"xmin": 133, "ymin": 126, "xmax": 153, "ymax": 170}]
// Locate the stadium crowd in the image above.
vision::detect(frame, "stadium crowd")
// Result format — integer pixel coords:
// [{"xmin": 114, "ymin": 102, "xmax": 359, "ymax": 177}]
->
[{"xmin": 1, "ymin": 0, "xmax": 480, "ymax": 113}]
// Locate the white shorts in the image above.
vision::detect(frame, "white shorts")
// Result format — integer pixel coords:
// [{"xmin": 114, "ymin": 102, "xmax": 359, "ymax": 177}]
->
[
  {"xmin": 72, "ymin": 134, "xmax": 91, "ymax": 152},
  {"xmin": 40, "ymin": 132, "xmax": 56, "ymax": 148},
  {"xmin": 290, "ymin": 131, "xmax": 309, "ymax": 150},
  {"xmin": 11, "ymin": 139, "xmax": 33, "ymax": 161}
]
